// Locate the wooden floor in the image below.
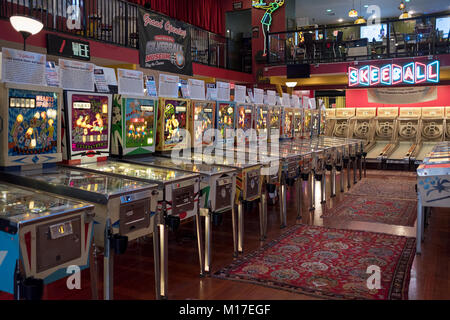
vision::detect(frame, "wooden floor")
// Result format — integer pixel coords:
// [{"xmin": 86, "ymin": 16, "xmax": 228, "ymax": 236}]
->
[{"xmin": 5, "ymin": 169, "xmax": 450, "ymax": 300}]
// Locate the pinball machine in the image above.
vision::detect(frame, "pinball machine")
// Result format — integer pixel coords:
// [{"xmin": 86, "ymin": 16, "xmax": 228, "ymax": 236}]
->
[
  {"xmin": 110, "ymin": 95, "xmax": 157, "ymax": 157},
  {"xmin": 0, "ymin": 82, "xmax": 99, "ymax": 300},
  {"xmin": 386, "ymin": 108, "xmax": 422, "ymax": 165},
  {"xmin": 0, "ymin": 182, "xmax": 95, "ymax": 300},
  {"xmin": 216, "ymin": 101, "xmax": 236, "ymax": 146},
  {"xmin": 61, "ymin": 89, "xmax": 204, "ymax": 296},
  {"xmin": 174, "ymin": 152, "xmax": 264, "ymax": 253},
  {"xmin": 156, "ymin": 98, "xmax": 190, "ymax": 151},
  {"xmin": 414, "ymin": 107, "xmax": 445, "ymax": 164},
  {"xmin": 236, "ymin": 103, "xmax": 256, "ymax": 144},
  {"xmin": 122, "ymin": 155, "xmax": 237, "ymax": 273},
  {"xmin": 366, "ymin": 107, "xmax": 399, "ymax": 162},
  {"xmin": 293, "ymin": 108, "xmax": 303, "ymax": 139},
  {"xmin": 281, "ymin": 106, "xmax": 295, "ymax": 140},
  {"xmin": 190, "ymin": 100, "xmax": 216, "ymax": 147},
  {"xmin": 268, "ymin": 105, "xmax": 281, "ymax": 142},
  {"xmin": 255, "ymin": 104, "xmax": 269, "ymax": 141}
]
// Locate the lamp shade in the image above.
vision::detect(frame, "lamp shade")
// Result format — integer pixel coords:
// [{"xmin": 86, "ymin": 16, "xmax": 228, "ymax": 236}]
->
[
  {"xmin": 348, "ymin": 9, "xmax": 358, "ymax": 18},
  {"xmin": 399, "ymin": 11, "xmax": 411, "ymax": 19},
  {"xmin": 286, "ymin": 82, "xmax": 297, "ymax": 88},
  {"xmin": 10, "ymin": 15, "xmax": 43, "ymax": 35},
  {"xmin": 354, "ymin": 16, "xmax": 366, "ymax": 24}
]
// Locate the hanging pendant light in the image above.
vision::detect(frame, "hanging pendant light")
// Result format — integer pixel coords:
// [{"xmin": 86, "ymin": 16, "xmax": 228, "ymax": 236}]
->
[
  {"xmin": 348, "ymin": 0, "xmax": 358, "ymax": 17},
  {"xmin": 354, "ymin": 16, "xmax": 367, "ymax": 24},
  {"xmin": 399, "ymin": 11, "xmax": 411, "ymax": 19}
]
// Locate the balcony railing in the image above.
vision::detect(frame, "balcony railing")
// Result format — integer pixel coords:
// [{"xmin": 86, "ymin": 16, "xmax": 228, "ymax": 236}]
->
[
  {"xmin": 0, "ymin": 0, "xmax": 251, "ymax": 73},
  {"xmin": 267, "ymin": 12, "xmax": 450, "ymax": 65}
]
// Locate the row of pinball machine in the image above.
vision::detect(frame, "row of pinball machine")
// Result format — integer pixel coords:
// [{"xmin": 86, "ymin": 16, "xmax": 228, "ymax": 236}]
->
[
  {"xmin": 324, "ymin": 106, "xmax": 450, "ymax": 168},
  {"xmin": 0, "ymin": 81, "xmax": 368, "ymax": 300}
]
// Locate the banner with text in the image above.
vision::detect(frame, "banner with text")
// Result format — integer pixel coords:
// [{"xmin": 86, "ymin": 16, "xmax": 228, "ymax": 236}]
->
[
  {"xmin": 138, "ymin": 9, "xmax": 192, "ymax": 76},
  {"xmin": 367, "ymin": 87, "xmax": 438, "ymax": 104}
]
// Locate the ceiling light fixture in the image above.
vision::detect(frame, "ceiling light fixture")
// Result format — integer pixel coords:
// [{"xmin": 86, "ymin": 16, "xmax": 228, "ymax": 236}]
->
[
  {"xmin": 285, "ymin": 82, "xmax": 297, "ymax": 88},
  {"xmin": 348, "ymin": 0, "xmax": 358, "ymax": 17}
]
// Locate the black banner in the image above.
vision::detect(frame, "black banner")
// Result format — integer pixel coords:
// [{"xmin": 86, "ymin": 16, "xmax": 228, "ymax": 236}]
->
[{"xmin": 138, "ymin": 9, "xmax": 192, "ymax": 76}]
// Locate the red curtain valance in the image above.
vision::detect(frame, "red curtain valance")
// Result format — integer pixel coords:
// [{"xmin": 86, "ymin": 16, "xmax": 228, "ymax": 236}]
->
[{"xmin": 129, "ymin": 0, "xmax": 225, "ymax": 35}]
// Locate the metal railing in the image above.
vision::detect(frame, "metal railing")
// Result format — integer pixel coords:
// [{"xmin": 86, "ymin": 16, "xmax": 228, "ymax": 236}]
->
[
  {"xmin": 267, "ymin": 12, "xmax": 450, "ymax": 65},
  {"xmin": 0, "ymin": 0, "xmax": 251, "ymax": 73}
]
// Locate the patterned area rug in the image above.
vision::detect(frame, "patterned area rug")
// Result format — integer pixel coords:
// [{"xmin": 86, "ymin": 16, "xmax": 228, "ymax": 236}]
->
[
  {"xmin": 214, "ymin": 224, "xmax": 416, "ymax": 300},
  {"xmin": 323, "ymin": 195, "xmax": 417, "ymax": 227},
  {"xmin": 348, "ymin": 177, "xmax": 417, "ymax": 200}
]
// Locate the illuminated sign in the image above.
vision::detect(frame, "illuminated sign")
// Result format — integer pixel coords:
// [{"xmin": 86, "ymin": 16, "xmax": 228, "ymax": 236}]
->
[{"xmin": 348, "ymin": 60, "xmax": 440, "ymax": 87}]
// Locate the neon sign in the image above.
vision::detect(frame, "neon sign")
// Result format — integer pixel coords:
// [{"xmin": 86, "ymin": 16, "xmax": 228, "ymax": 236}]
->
[
  {"xmin": 348, "ymin": 60, "xmax": 440, "ymax": 87},
  {"xmin": 252, "ymin": 0, "xmax": 285, "ymax": 56}
]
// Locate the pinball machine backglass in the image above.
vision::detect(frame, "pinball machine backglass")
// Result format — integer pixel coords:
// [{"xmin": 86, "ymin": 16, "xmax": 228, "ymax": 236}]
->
[
  {"xmin": 157, "ymin": 98, "xmax": 190, "ymax": 151},
  {"xmin": 63, "ymin": 91, "xmax": 112, "ymax": 164},
  {"xmin": 0, "ymin": 83, "xmax": 62, "ymax": 168},
  {"xmin": 111, "ymin": 95, "xmax": 157, "ymax": 156}
]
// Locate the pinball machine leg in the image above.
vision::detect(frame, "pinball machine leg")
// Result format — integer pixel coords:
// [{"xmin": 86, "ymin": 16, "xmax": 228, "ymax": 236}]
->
[
  {"xmin": 103, "ymin": 220, "xmax": 114, "ymax": 301},
  {"xmin": 296, "ymin": 178, "xmax": 302, "ymax": 220},
  {"xmin": 258, "ymin": 197, "xmax": 264, "ymax": 241},
  {"xmin": 340, "ymin": 169, "xmax": 344, "ymax": 193},
  {"xmin": 320, "ymin": 174, "xmax": 326, "ymax": 204},
  {"xmin": 331, "ymin": 168, "xmax": 336, "ymax": 198},
  {"xmin": 159, "ymin": 223, "xmax": 169, "ymax": 299},
  {"xmin": 195, "ymin": 213, "xmax": 205, "ymax": 277},
  {"xmin": 353, "ymin": 158, "xmax": 358, "ymax": 185},
  {"xmin": 89, "ymin": 242, "xmax": 99, "ymax": 300},
  {"xmin": 204, "ymin": 211, "xmax": 212, "ymax": 274},
  {"xmin": 364, "ymin": 155, "xmax": 367, "ymax": 178},
  {"xmin": 359, "ymin": 156, "xmax": 363, "ymax": 181},
  {"xmin": 309, "ymin": 173, "xmax": 315, "ymax": 211},
  {"xmin": 280, "ymin": 184, "xmax": 287, "ymax": 228},
  {"xmin": 416, "ymin": 196, "xmax": 423, "ymax": 255},
  {"xmin": 238, "ymin": 202, "xmax": 244, "ymax": 254},
  {"xmin": 231, "ymin": 204, "xmax": 238, "ymax": 257},
  {"xmin": 347, "ymin": 159, "xmax": 351, "ymax": 190},
  {"xmin": 152, "ymin": 216, "xmax": 161, "ymax": 300},
  {"xmin": 262, "ymin": 193, "xmax": 268, "ymax": 239}
]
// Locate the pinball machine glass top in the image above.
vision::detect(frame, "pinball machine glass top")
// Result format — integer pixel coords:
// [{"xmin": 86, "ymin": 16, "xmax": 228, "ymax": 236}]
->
[
  {"xmin": 137, "ymin": 156, "xmax": 233, "ymax": 175},
  {"xmin": 77, "ymin": 160, "xmax": 194, "ymax": 181},
  {"xmin": 0, "ymin": 183, "xmax": 91, "ymax": 224},
  {"xmin": 7, "ymin": 88, "xmax": 59, "ymax": 158},
  {"xmin": 17, "ymin": 167, "xmax": 149, "ymax": 196}
]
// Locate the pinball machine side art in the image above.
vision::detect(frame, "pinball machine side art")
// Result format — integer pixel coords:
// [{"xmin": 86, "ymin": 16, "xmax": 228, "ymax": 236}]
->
[
  {"xmin": 0, "ymin": 83, "xmax": 63, "ymax": 168},
  {"xmin": 62, "ymin": 92, "xmax": 112, "ymax": 164},
  {"xmin": 191, "ymin": 100, "xmax": 216, "ymax": 147},
  {"xmin": 110, "ymin": 95, "xmax": 158, "ymax": 157},
  {"xmin": 156, "ymin": 98, "xmax": 191, "ymax": 151}
]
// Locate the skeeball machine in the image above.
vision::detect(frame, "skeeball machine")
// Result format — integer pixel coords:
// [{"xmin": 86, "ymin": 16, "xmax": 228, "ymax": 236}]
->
[
  {"xmin": 366, "ymin": 107, "xmax": 399, "ymax": 165},
  {"xmin": 0, "ymin": 82, "xmax": 98, "ymax": 300},
  {"xmin": 385, "ymin": 108, "xmax": 422, "ymax": 166},
  {"xmin": 66, "ymin": 90, "xmax": 204, "ymax": 294},
  {"xmin": 414, "ymin": 107, "xmax": 446, "ymax": 164}
]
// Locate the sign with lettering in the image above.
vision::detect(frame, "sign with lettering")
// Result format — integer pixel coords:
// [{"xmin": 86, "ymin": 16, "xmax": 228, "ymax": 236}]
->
[
  {"xmin": 137, "ymin": 9, "xmax": 192, "ymax": 75},
  {"xmin": 348, "ymin": 60, "xmax": 440, "ymax": 87},
  {"xmin": 47, "ymin": 34, "xmax": 90, "ymax": 61}
]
